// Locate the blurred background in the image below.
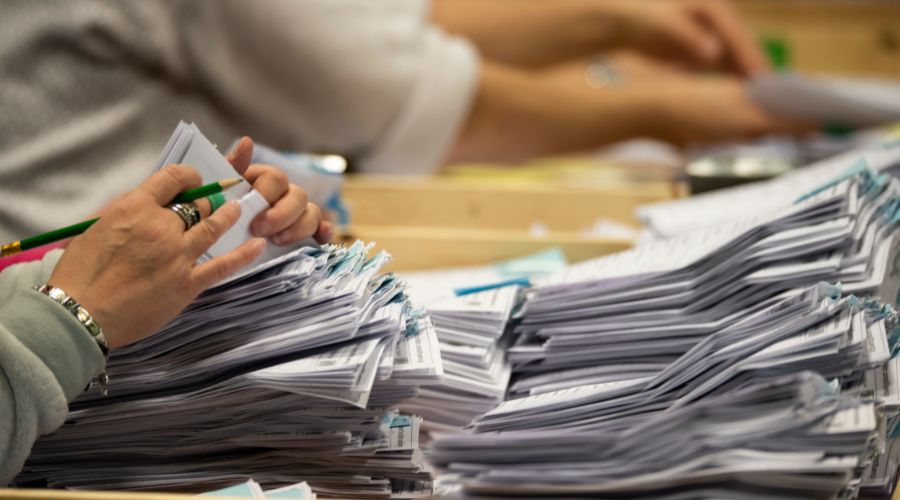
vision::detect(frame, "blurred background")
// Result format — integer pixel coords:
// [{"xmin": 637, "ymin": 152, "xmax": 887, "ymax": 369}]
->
[{"xmin": 2, "ymin": 0, "xmax": 900, "ymax": 271}]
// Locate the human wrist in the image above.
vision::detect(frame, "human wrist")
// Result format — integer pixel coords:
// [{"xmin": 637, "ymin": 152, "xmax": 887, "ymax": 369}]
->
[
  {"xmin": 4, "ymin": 288, "xmax": 107, "ymax": 399},
  {"xmin": 617, "ymin": 88, "xmax": 678, "ymax": 142},
  {"xmin": 46, "ymin": 278, "xmax": 127, "ymax": 353},
  {"xmin": 579, "ymin": 88, "xmax": 663, "ymax": 144},
  {"xmin": 35, "ymin": 285, "xmax": 109, "ymax": 357}
]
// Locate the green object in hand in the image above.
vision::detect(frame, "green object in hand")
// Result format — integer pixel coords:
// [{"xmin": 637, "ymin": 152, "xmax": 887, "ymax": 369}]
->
[
  {"xmin": 761, "ymin": 35, "xmax": 790, "ymax": 71},
  {"xmin": 1, "ymin": 178, "xmax": 243, "ymax": 257},
  {"xmin": 206, "ymin": 192, "xmax": 227, "ymax": 214}
]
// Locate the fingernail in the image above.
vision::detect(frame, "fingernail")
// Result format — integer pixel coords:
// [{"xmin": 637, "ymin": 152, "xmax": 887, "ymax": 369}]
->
[
  {"xmin": 251, "ymin": 237, "xmax": 267, "ymax": 252},
  {"xmin": 319, "ymin": 223, "xmax": 334, "ymax": 243},
  {"xmin": 225, "ymin": 201, "xmax": 241, "ymax": 214}
]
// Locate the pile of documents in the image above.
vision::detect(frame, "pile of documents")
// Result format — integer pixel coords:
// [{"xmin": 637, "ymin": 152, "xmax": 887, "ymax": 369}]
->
[
  {"xmin": 431, "ymin": 372, "xmax": 883, "ymax": 498},
  {"xmin": 18, "ymin": 242, "xmax": 441, "ymax": 498},
  {"xmin": 401, "ymin": 286, "xmax": 520, "ymax": 432},
  {"xmin": 15, "ymin": 125, "xmax": 444, "ymax": 499},
  {"xmin": 511, "ymin": 168, "xmax": 900, "ymax": 395},
  {"xmin": 638, "ymin": 136, "xmax": 900, "ymax": 239},
  {"xmin": 429, "ymin": 168, "xmax": 900, "ymax": 497}
]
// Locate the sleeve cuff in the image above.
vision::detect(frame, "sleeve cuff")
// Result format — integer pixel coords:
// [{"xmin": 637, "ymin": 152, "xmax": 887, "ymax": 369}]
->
[
  {"xmin": 359, "ymin": 29, "xmax": 481, "ymax": 175},
  {"xmin": 3, "ymin": 288, "xmax": 105, "ymax": 400}
]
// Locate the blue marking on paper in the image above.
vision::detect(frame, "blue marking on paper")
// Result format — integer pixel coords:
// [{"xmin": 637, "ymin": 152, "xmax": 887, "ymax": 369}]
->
[
  {"xmin": 454, "ymin": 247, "xmax": 566, "ymax": 296},
  {"xmin": 266, "ymin": 487, "xmax": 309, "ymax": 499},
  {"xmin": 200, "ymin": 481, "xmax": 256, "ymax": 497},
  {"xmin": 795, "ymin": 159, "xmax": 867, "ymax": 203},
  {"xmin": 494, "ymin": 247, "xmax": 567, "ymax": 277},
  {"xmin": 454, "ymin": 277, "xmax": 532, "ymax": 297},
  {"xmin": 390, "ymin": 415, "xmax": 412, "ymax": 428}
]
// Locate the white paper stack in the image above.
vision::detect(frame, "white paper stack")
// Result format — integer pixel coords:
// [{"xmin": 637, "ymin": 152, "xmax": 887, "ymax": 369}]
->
[
  {"xmin": 431, "ymin": 372, "xmax": 881, "ymax": 498},
  {"xmin": 428, "ymin": 168, "xmax": 900, "ymax": 498},
  {"xmin": 511, "ymin": 169, "xmax": 900, "ymax": 396},
  {"xmin": 637, "ymin": 136, "xmax": 900, "ymax": 239},
  {"xmin": 400, "ymin": 286, "xmax": 521, "ymax": 432},
  {"xmin": 14, "ymin": 125, "xmax": 443, "ymax": 499}
]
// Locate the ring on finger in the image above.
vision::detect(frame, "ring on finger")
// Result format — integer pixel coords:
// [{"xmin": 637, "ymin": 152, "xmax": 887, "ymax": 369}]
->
[{"xmin": 168, "ymin": 202, "xmax": 202, "ymax": 231}]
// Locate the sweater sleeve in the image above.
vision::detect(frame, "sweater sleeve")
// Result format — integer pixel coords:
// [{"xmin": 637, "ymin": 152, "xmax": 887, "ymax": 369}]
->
[
  {"xmin": 164, "ymin": 0, "xmax": 480, "ymax": 175},
  {"xmin": 0, "ymin": 249, "xmax": 106, "ymax": 485}
]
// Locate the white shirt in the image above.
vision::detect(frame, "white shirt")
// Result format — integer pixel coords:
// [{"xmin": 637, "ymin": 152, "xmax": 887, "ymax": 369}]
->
[{"xmin": 0, "ymin": 0, "xmax": 480, "ymax": 240}]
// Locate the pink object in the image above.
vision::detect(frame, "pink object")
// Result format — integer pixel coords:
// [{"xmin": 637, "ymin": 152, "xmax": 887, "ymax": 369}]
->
[{"xmin": 0, "ymin": 243, "xmax": 64, "ymax": 273}]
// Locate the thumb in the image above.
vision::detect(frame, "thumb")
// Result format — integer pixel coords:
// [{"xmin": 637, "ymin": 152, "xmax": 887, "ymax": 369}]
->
[{"xmin": 226, "ymin": 136, "xmax": 255, "ymax": 176}]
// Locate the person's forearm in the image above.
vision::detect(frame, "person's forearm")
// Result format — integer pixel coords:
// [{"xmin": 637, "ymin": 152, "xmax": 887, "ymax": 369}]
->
[
  {"xmin": 432, "ymin": 0, "xmax": 626, "ymax": 69},
  {"xmin": 445, "ymin": 62, "xmax": 657, "ymax": 165},
  {"xmin": 0, "ymin": 252, "xmax": 104, "ymax": 485}
]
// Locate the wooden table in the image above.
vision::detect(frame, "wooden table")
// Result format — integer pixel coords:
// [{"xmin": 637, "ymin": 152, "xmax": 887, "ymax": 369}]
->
[
  {"xmin": 339, "ymin": 171, "xmax": 678, "ymax": 270},
  {"xmin": 737, "ymin": 0, "xmax": 900, "ymax": 77}
]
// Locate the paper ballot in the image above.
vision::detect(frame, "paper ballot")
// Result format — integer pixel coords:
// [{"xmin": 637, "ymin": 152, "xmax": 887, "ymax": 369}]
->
[
  {"xmin": 154, "ymin": 122, "xmax": 317, "ymax": 269},
  {"xmin": 749, "ymin": 73, "xmax": 900, "ymax": 128}
]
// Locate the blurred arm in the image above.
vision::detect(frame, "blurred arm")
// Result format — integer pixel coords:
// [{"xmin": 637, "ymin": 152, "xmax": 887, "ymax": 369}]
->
[
  {"xmin": 432, "ymin": 0, "xmax": 620, "ymax": 69},
  {"xmin": 446, "ymin": 61, "xmax": 652, "ymax": 164},
  {"xmin": 432, "ymin": 0, "xmax": 769, "ymax": 76}
]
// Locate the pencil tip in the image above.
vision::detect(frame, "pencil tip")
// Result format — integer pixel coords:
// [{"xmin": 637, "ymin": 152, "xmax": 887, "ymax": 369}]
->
[{"xmin": 220, "ymin": 178, "xmax": 244, "ymax": 190}]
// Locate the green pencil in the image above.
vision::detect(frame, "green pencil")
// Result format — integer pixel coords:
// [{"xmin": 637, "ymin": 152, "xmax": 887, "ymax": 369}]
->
[{"xmin": 1, "ymin": 178, "xmax": 243, "ymax": 257}]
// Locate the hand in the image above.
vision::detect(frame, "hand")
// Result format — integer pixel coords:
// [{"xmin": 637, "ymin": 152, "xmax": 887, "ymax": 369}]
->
[
  {"xmin": 226, "ymin": 137, "xmax": 333, "ymax": 245},
  {"xmin": 642, "ymin": 77, "xmax": 816, "ymax": 145},
  {"xmin": 49, "ymin": 165, "xmax": 267, "ymax": 350},
  {"xmin": 605, "ymin": 0, "xmax": 769, "ymax": 77}
]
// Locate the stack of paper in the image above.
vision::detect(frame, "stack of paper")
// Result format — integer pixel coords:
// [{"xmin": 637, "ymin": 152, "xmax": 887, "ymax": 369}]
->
[
  {"xmin": 637, "ymin": 136, "xmax": 900, "ymax": 239},
  {"xmin": 400, "ymin": 286, "xmax": 520, "ymax": 432},
  {"xmin": 17, "ymin": 243, "xmax": 441, "ymax": 498},
  {"xmin": 430, "ymin": 372, "xmax": 881, "ymax": 498},
  {"xmin": 511, "ymin": 168, "xmax": 900, "ymax": 396},
  {"xmin": 427, "ymin": 168, "xmax": 900, "ymax": 497},
  {"xmin": 14, "ymin": 126, "xmax": 443, "ymax": 499}
]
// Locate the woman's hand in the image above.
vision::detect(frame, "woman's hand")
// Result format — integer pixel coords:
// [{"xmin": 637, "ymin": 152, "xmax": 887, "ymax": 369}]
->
[
  {"xmin": 48, "ymin": 165, "xmax": 267, "ymax": 350},
  {"xmin": 644, "ymin": 77, "xmax": 815, "ymax": 145},
  {"xmin": 605, "ymin": 0, "xmax": 769, "ymax": 77},
  {"xmin": 226, "ymin": 137, "xmax": 333, "ymax": 245}
]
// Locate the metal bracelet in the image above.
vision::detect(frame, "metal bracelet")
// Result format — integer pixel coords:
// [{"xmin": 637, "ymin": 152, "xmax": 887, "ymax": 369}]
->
[{"xmin": 35, "ymin": 284, "xmax": 110, "ymax": 395}]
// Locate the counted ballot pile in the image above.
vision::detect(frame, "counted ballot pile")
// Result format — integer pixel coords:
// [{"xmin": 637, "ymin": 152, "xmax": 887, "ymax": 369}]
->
[
  {"xmin": 13, "ymin": 125, "xmax": 443, "ymax": 499},
  {"xmin": 400, "ymin": 286, "xmax": 519, "ymax": 432},
  {"xmin": 429, "ymin": 167, "xmax": 900, "ymax": 498},
  {"xmin": 17, "ymin": 242, "xmax": 442, "ymax": 499}
]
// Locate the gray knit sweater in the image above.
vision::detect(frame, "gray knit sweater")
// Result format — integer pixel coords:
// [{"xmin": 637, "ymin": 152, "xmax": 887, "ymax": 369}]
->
[
  {"xmin": 0, "ymin": 0, "xmax": 477, "ymax": 242},
  {"xmin": 0, "ymin": 250, "xmax": 106, "ymax": 485}
]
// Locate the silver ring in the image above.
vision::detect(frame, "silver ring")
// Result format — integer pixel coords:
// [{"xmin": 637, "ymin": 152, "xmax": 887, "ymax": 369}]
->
[
  {"xmin": 168, "ymin": 202, "xmax": 201, "ymax": 230},
  {"xmin": 584, "ymin": 58, "xmax": 620, "ymax": 89}
]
